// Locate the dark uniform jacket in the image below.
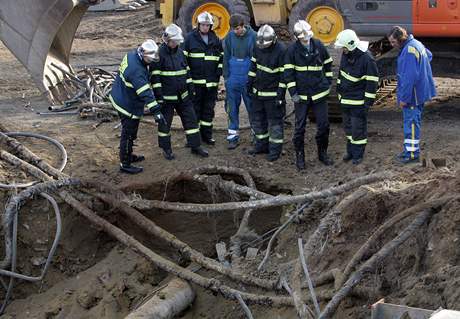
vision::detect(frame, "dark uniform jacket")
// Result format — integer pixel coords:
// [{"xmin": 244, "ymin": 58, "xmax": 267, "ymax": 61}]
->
[
  {"xmin": 150, "ymin": 43, "xmax": 193, "ymax": 103},
  {"xmin": 182, "ymin": 29, "xmax": 223, "ymax": 89},
  {"xmin": 247, "ymin": 41, "xmax": 286, "ymax": 101},
  {"xmin": 284, "ymin": 39, "xmax": 333, "ymax": 103},
  {"xmin": 110, "ymin": 50, "xmax": 158, "ymax": 118},
  {"xmin": 337, "ymin": 49, "xmax": 379, "ymax": 107}
]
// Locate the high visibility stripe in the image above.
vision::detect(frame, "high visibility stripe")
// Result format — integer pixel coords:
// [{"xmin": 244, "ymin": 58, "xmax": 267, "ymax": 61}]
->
[
  {"xmin": 185, "ymin": 128, "xmax": 199, "ymax": 135},
  {"xmin": 204, "ymin": 56, "xmax": 220, "ymax": 61},
  {"xmin": 269, "ymin": 137, "xmax": 283, "ymax": 144},
  {"xmin": 152, "ymin": 83, "xmax": 162, "ymax": 88},
  {"xmin": 312, "ymin": 89, "xmax": 330, "ymax": 101},
  {"xmin": 365, "ymin": 92, "xmax": 376, "ymax": 99},
  {"xmin": 257, "ymin": 64, "xmax": 281, "ymax": 73},
  {"xmin": 364, "ymin": 75, "xmax": 379, "ymax": 82},
  {"xmin": 251, "ymin": 57, "xmax": 257, "ymax": 62},
  {"xmin": 340, "ymin": 70, "xmax": 363, "ymax": 82},
  {"xmin": 256, "ymin": 133, "xmax": 269, "ymax": 139},
  {"xmin": 337, "ymin": 79, "xmax": 341, "ymax": 84},
  {"xmin": 279, "ymin": 83, "xmax": 287, "ymax": 88},
  {"xmin": 161, "ymin": 70, "xmax": 187, "ymax": 76},
  {"xmin": 404, "ymin": 139, "xmax": 420, "ymax": 144},
  {"xmin": 136, "ymin": 83, "xmax": 150, "ymax": 95},
  {"xmin": 187, "ymin": 66, "xmax": 190, "ymax": 71},
  {"xmin": 346, "ymin": 135, "xmax": 352, "ymax": 141},
  {"xmin": 193, "ymin": 79, "xmax": 206, "ymax": 84},
  {"xmin": 146, "ymin": 100, "xmax": 158, "ymax": 109},
  {"xmin": 341, "ymin": 98, "xmax": 365, "ymax": 105},
  {"xmin": 164, "ymin": 95, "xmax": 178, "ymax": 100},
  {"xmin": 206, "ymin": 82, "xmax": 219, "ymax": 87},
  {"xmin": 287, "ymin": 82, "xmax": 296, "ymax": 88},
  {"xmin": 256, "ymin": 91, "xmax": 277, "ymax": 97},
  {"xmin": 351, "ymin": 138, "xmax": 367, "ymax": 145},
  {"xmin": 158, "ymin": 131, "xmax": 171, "ymax": 137},
  {"xmin": 217, "ymin": 64, "xmax": 223, "ymax": 68},
  {"xmin": 189, "ymin": 52, "xmax": 205, "ymax": 58},
  {"xmin": 181, "ymin": 91, "xmax": 189, "ymax": 99},
  {"xmin": 119, "ymin": 73, "xmax": 133, "ymax": 88},
  {"xmin": 186, "ymin": 78, "xmax": 192, "ymax": 83},
  {"xmin": 109, "ymin": 95, "xmax": 140, "ymax": 119},
  {"xmin": 295, "ymin": 65, "xmax": 323, "ymax": 71},
  {"xmin": 183, "ymin": 50, "xmax": 189, "ymax": 56},
  {"xmin": 248, "ymin": 71, "xmax": 257, "ymax": 77},
  {"xmin": 284, "ymin": 64, "xmax": 295, "ymax": 69},
  {"xmin": 406, "ymin": 146, "xmax": 419, "ymax": 152},
  {"xmin": 200, "ymin": 120, "xmax": 212, "ymax": 127},
  {"xmin": 323, "ymin": 57, "xmax": 333, "ymax": 64},
  {"xmin": 151, "ymin": 70, "xmax": 161, "ymax": 75},
  {"xmin": 411, "ymin": 123, "xmax": 415, "ymax": 159},
  {"xmin": 325, "ymin": 72, "xmax": 333, "ymax": 77},
  {"xmin": 299, "ymin": 95, "xmax": 309, "ymax": 101},
  {"xmin": 338, "ymin": 93, "xmax": 342, "ymax": 100}
]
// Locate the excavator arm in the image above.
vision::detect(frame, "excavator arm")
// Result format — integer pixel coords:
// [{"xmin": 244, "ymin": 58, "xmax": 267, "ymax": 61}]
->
[{"xmin": 0, "ymin": 0, "xmax": 100, "ymax": 103}]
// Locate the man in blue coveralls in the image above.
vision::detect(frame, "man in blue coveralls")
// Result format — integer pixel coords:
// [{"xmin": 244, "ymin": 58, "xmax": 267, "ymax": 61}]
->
[
  {"xmin": 388, "ymin": 26, "xmax": 436, "ymax": 164},
  {"xmin": 222, "ymin": 14, "xmax": 257, "ymax": 149}
]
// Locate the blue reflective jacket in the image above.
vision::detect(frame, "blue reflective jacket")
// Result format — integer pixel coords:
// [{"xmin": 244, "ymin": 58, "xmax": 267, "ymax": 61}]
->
[
  {"xmin": 397, "ymin": 35, "xmax": 436, "ymax": 106},
  {"xmin": 110, "ymin": 50, "xmax": 158, "ymax": 118}
]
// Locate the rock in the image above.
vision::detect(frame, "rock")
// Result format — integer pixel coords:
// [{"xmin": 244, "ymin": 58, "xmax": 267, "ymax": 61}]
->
[
  {"xmin": 30, "ymin": 256, "xmax": 46, "ymax": 267},
  {"xmin": 245, "ymin": 247, "xmax": 259, "ymax": 260}
]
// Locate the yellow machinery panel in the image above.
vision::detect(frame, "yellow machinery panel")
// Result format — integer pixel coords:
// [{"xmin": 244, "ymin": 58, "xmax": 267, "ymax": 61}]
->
[{"xmin": 251, "ymin": 0, "xmax": 288, "ymax": 26}]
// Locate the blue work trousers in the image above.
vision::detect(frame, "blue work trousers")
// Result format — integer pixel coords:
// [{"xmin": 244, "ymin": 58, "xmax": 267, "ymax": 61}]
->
[
  {"xmin": 225, "ymin": 57, "xmax": 253, "ymax": 142},
  {"xmin": 402, "ymin": 104, "xmax": 423, "ymax": 159}
]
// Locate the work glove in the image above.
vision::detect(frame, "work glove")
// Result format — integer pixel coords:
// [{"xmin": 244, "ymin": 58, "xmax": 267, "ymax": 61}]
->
[
  {"xmin": 291, "ymin": 93, "xmax": 300, "ymax": 104},
  {"xmin": 150, "ymin": 108, "xmax": 166, "ymax": 126}
]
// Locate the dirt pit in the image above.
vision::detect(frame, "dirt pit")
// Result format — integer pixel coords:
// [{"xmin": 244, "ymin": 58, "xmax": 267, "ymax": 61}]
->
[{"xmin": 1, "ymin": 175, "xmax": 285, "ymax": 318}]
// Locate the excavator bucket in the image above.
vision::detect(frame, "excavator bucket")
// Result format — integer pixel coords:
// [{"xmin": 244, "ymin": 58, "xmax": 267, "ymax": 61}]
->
[{"xmin": 0, "ymin": 0, "xmax": 100, "ymax": 103}]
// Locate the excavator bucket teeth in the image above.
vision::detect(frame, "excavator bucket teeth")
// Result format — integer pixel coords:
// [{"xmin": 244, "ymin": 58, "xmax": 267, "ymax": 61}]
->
[{"xmin": 0, "ymin": 0, "xmax": 100, "ymax": 103}]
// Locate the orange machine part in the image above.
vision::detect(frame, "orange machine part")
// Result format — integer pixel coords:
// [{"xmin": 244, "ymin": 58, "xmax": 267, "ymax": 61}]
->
[{"xmin": 413, "ymin": 0, "xmax": 460, "ymax": 36}]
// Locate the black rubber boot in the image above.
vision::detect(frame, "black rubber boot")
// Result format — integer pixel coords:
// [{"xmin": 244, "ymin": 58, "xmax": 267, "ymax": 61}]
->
[
  {"xmin": 266, "ymin": 152, "xmax": 280, "ymax": 162},
  {"xmin": 191, "ymin": 146, "xmax": 209, "ymax": 157},
  {"xmin": 131, "ymin": 154, "xmax": 145, "ymax": 163},
  {"xmin": 120, "ymin": 163, "xmax": 143, "ymax": 174},
  {"xmin": 295, "ymin": 150, "xmax": 305, "ymax": 171},
  {"xmin": 163, "ymin": 149, "xmax": 175, "ymax": 160},
  {"xmin": 317, "ymin": 142, "xmax": 334, "ymax": 166}
]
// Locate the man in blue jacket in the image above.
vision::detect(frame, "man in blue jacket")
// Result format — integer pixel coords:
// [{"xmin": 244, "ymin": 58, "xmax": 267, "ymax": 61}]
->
[
  {"xmin": 223, "ymin": 14, "xmax": 256, "ymax": 149},
  {"xmin": 388, "ymin": 26, "xmax": 436, "ymax": 164},
  {"xmin": 110, "ymin": 40, "xmax": 165, "ymax": 174}
]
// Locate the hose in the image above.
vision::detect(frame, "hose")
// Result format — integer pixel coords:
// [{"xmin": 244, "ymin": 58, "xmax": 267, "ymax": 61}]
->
[
  {"xmin": 0, "ymin": 193, "xmax": 62, "ymax": 314},
  {"xmin": 0, "ymin": 132, "xmax": 67, "ymax": 189}
]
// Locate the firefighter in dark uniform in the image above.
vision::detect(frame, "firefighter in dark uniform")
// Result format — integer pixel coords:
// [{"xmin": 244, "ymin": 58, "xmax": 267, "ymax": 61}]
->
[
  {"xmin": 284, "ymin": 20, "xmax": 334, "ymax": 171},
  {"xmin": 335, "ymin": 29, "xmax": 379, "ymax": 165},
  {"xmin": 150, "ymin": 24, "xmax": 209, "ymax": 160},
  {"xmin": 246, "ymin": 24, "xmax": 286, "ymax": 161},
  {"xmin": 109, "ymin": 39, "xmax": 165, "ymax": 174},
  {"xmin": 182, "ymin": 11, "xmax": 223, "ymax": 145}
]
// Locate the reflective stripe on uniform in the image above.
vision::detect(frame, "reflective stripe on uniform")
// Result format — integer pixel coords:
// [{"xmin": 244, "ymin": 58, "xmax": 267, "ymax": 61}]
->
[
  {"xmin": 251, "ymin": 57, "xmax": 257, "ymax": 62},
  {"xmin": 256, "ymin": 64, "xmax": 281, "ymax": 73},
  {"xmin": 186, "ymin": 78, "xmax": 193, "ymax": 83},
  {"xmin": 299, "ymin": 95, "xmax": 309, "ymax": 101},
  {"xmin": 136, "ymin": 83, "xmax": 150, "ymax": 95},
  {"xmin": 341, "ymin": 98, "xmax": 365, "ymax": 105},
  {"xmin": 365, "ymin": 92, "xmax": 376, "ymax": 99},
  {"xmin": 257, "ymin": 91, "xmax": 277, "ymax": 97},
  {"xmin": 284, "ymin": 64, "xmax": 294, "ymax": 69},
  {"xmin": 404, "ymin": 139, "xmax": 420, "ymax": 144},
  {"xmin": 109, "ymin": 95, "xmax": 141, "ymax": 119},
  {"xmin": 205, "ymin": 56, "xmax": 220, "ymax": 61},
  {"xmin": 164, "ymin": 95, "xmax": 178, "ymax": 101},
  {"xmin": 346, "ymin": 135, "xmax": 352, "ymax": 141},
  {"xmin": 323, "ymin": 57, "xmax": 333, "ymax": 64},
  {"xmin": 185, "ymin": 128, "xmax": 200, "ymax": 135},
  {"xmin": 248, "ymin": 71, "xmax": 257, "ymax": 77},
  {"xmin": 325, "ymin": 72, "xmax": 333, "ymax": 77},
  {"xmin": 218, "ymin": 64, "xmax": 223, "ymax": 68},
  {"xmin": 351, "ymin": 138, "xmax": 367, "ymax": 145},
  {"xmin": 152, "ymin": 83, "xmax": 162, "ymax": 88},
  {"xmin": 189, "ymin": 52, "xmax": 205, "ymax": 58},
  {"xmin": 151, "ymin": 70, "xmax": 161, "ymax": 75},
  {"xmin": 120, "ymin": 73, "xmax": 133, "ymax": 88},
  {"xmin": 146, "ymin": 100, "xmax": 158, "ymax": 109},
  {"xmin": 364, "ymin": 75, "xmax": 379, "ymax": 82},
  {"xmin": 200, "ymin": 120, "xmax": 212, "ymax": 127},
  {"xmin": 206, "ymin": 82, "xmax": 219, "ymax": 87},
  {"xmin": 406, "ymin": 146, "xmax": 418, "ymax": 152},
  {"xmin": 181, "ymin": 91, "xmax": 189, "ymax": 99},
  {"xmin": 337, "ymin": 79, "xmax": 341, "ymax": 85},
  {"xmin": 256, "ymin": 132, "xmax": 269, "ymax": 140},
  {"xmin": 183, "ymin": 50, "xmax": 189, "ymax": 56},
  {"xmin": 279, "ymin": 83, "xmax": 287, "ymax": 88},
  {"xmin": 269, "ymin": 137, "xmax": 283, "ymax": 144},
  {"xmin": 193, "ymin": 79, "xmax": 206, "ymax": 84},
  {"xmin": 161, "ymin": 70, "xmax": 187, "ymax": 76},
  {"xmin": 295, "ymin": 65, "xmax": 323, "ymax": 71},
  {"xmin": 158, "ymin": 131, "xmax": 171, "ymax": 137},
  {"xmin": 312, "ymin": 89, "xmax": 330, "ymax": 101},
  {"xmin": 340, "ymin": 70, "xmax": 363, "ymax": 82},
  {"xmin": 287, "ymin": 82, "xmax": 296, "ymax": 88}
]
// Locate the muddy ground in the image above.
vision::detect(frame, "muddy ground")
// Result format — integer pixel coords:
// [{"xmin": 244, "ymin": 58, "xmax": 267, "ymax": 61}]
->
[{"xmin": 0, "ymin": 5, "xmax": 459, "ymax": 319}]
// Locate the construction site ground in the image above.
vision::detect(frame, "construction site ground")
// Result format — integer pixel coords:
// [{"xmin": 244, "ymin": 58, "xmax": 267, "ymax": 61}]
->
[{"xmin": 0, "ymin": 5, "xmax": 459, "ymax": 319}]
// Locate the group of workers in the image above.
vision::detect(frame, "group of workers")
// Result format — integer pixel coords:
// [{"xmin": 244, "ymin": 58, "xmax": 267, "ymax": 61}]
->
[{"xmin": 109, "ymin": 12, "xmax": 436, "ymax": 174}]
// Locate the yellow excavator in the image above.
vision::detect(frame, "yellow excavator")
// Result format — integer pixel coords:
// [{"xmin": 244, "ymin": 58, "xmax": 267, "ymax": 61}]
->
[{"xmin": 1, "ymin": 0, "xmax": 458, "ymax": 102}]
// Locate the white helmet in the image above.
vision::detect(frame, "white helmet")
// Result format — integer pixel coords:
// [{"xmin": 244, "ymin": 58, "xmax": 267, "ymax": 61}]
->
[
  {"xmin": 139, "ymin": 39, "xmax": 159, "ymax": 62},
  {"xmin": 163, "ymin": 24, "xmax": 184, "ymax": 44},
  {"xmin": 197, "ymin": 11, "xmax": 213, "ymax": 26},
  {"xmin": 293, "ymin": 20, "xmax": 313, "ymax": 40},
  {"xmin": 334, "ymin": 29, "xmax": 369, "ymax": 52},
  {"xmin": 430, "ymin": 310, "xmax": 460, "ymax": 319},
  {"xmin": 256, "ymin": 24, "xmax": 277, "ymax": 49}
]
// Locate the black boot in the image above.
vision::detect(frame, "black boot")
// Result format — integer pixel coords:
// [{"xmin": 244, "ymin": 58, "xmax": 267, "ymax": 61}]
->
[
  {"xmin": 202, "ymin": 138, "xmax": 215, "ymax": 146},
  {"xmin": 131, "ymin": 154, "xmax": 145, "ymax": 163},
  {"xmin": 343, "ymin": 141, "xmax": 352, "ymax": 162},
  {"xmin": 120, "ymin": 163, "xmax": 143, "ymax": 174},
  {"xmin": 163, "ymin": 149, "xmax": 175, "ymax": 160},
  {"xmin": 266, "ymin": 152, "xmax": 280, "ymax": 162},
  {"xmin": 318, "ymin": 146, "xmax": 334, "ymax": 166},
  {"xmin": 295, "ymin": 150, "xmax": 305, "ymax": 171},
  {"xmin": 191, "ymin": 146, "xmax": 209, "ymax": 157}
]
